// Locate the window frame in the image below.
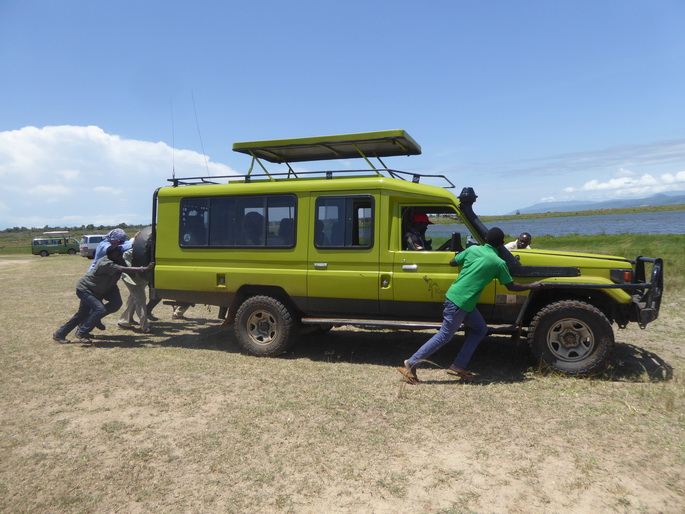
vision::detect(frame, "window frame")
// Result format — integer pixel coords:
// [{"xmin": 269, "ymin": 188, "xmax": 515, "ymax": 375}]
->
[
  {"xmin": 314, "ymin": 194, "xmax": 375, "ymax": 250},
  {"xmin": 178, "ymin": 194, "xmax": 297, "ymax": 249}
]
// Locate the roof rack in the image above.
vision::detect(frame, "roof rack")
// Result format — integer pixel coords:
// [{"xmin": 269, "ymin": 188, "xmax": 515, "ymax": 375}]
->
[
  {"xmin": 168, "ymin": 168, "xmax": 455, "ymax": 188},
  {"xmin": 167, "ymin": 129, "xmax": 454, "ymax": 188}
]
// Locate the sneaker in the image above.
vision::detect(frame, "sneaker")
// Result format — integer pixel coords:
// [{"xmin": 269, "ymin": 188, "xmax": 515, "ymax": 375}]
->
[
  {"xmin": 117, "ymin": 321, "xmax": 134, "ymax": 329},
  {"xmin": 140, "ymin": 326, "xmax": 151, "ymax": 334},
  {"xmin": 75, "ymin": 331, "xmax": 92, "ymax": 343},
  {"xmin": 52, "ymin": 332, "xmax": 70, "ymax": 344},
  {"xmin": 95, "ymin": 321, "xmax": 106, "ymax": 330},
  {"xmin": 147, "ymin": 313, "xmax": 159, "ymax": 321}
]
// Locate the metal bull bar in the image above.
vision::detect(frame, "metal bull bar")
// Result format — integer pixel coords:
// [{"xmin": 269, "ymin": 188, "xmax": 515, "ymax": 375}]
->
[{"xmin": 537, "ymin": 256, "xmax": 663, "ymax": 328}]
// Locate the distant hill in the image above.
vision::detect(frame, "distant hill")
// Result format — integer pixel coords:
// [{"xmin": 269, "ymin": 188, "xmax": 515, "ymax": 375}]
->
[{"xmin": 512, "ymin": 191, "xmax": 685, "ymax": 214}]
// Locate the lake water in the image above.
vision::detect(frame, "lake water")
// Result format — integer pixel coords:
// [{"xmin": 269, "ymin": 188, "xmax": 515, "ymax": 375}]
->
[{"xmin": 430, "ymin": 210, "xmax": 685, "ymax": 237}]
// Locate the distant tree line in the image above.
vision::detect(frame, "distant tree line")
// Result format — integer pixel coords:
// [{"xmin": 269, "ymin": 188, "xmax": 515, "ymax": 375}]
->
[{"xmin": 1, "ymin": 222, "xmax": 143, "ymax": 234}]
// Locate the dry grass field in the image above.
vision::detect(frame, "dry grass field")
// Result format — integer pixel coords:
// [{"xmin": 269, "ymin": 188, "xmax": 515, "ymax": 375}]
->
[{"xmin": 1, "ymin": 254, "xmax": 683, "ymax": 513}]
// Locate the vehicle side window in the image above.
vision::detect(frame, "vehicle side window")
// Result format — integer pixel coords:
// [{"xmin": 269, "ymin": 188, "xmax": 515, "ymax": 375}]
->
[
  {"xmin": 315, "ymin": 195, "xmax": 374, "ymax": 249},
  {"xmin": 400, "ymin": 206, "xmax": 470, "ymax": 251},
  {"xmin": 180, "ymin": 198, "xmax": 210, "ymax": 246},
  {"xmin": 180, "ymin": 195, "xmax": 296, "ymax": 248}
]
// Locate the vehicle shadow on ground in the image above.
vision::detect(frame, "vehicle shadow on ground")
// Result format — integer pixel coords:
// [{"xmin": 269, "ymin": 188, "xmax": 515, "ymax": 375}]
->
[
  {"xmin": 81, "ymin": 318, "xmax": 228, "ymax": 350},
  {"xmin": 289, "ymin": 329, "xmax": 535, "ymax": 385},
  {"xmin": 598, "ymin": 341, "xmax": 673, "ymax": 382},
  {"xmin": 81, "ymin": 321, "xmax": 674, "ymax": 384}
]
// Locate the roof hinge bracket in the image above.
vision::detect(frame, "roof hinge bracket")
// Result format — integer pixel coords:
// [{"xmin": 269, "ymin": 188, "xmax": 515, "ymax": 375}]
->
[
  {"xmin": 351, "ymin": 143, "xmax": 382, "ymax": 175},
  {"xmin": 247, "ymin": 153, "xmax": 275, "ymax": 180}
]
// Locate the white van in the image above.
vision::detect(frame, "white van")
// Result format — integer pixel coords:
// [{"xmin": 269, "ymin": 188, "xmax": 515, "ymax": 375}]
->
[{"xmin": 79, "ymin": 235, "xmax": 105, "ymax": 258}]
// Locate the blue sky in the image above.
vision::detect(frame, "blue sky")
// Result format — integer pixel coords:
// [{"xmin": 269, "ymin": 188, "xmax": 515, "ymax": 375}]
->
[{"xmin": 1, "ymin": 0, "xmax": 684, "ymax": 229}]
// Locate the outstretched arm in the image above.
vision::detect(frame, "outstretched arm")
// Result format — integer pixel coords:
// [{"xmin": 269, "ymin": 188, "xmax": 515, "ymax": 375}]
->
[
  {"xmin": 505, "ymin": 280, "xmax": 542, "ymax": 292},
  {"xmin": 118, "ymin": 262, "xmax": 155, "ymax": 274}
]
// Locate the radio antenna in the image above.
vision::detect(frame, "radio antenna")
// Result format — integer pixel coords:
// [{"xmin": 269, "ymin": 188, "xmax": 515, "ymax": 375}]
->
[
  {"xmin": 192, "ymin": 90, "xmax": 211, "ymax": 176},
  {"xmin": 170, "ymin": 100, "xmax": 176, "ymax": 179}
]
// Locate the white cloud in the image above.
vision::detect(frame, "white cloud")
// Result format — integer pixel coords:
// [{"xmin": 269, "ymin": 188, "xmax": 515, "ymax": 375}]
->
[
  {"xmin": 578, "ymin": 170, "xmax": 685, "ymax": 197},
  {"xmin": 506, "ymin": 142, "xmax": 685, "ymax": 209},
  {"xmin": 0, "ymin": 125, "xmax": 237, "ymax": 229}
]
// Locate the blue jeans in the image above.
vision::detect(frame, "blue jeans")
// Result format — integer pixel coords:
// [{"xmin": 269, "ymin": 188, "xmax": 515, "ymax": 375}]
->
[
  {"xmin": 55, "ymin": 286, "xmax": 121, "ymax": 338},
  {"xmin": 407, "ymin": 299, "xmax": 488, "ymax": 369}
]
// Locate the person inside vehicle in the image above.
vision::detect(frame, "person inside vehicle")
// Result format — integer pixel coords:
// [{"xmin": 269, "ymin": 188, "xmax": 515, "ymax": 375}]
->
[
  {"xmin": 405, "ymin": 213, "xmax": 433, "ymax": 250},
  {"xmin": 404, "ymin": 213, "xmax": 452, "ymax": 251},
  {"xmin": 505, "ymin": 232, "xmax": 532, "ymax": 250}
]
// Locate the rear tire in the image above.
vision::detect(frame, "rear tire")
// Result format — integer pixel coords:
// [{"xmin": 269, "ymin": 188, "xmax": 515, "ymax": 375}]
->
[
  {"xmin": 528, "ymin": 300, "xmax": 614, "ymax": 375},
  {"xmin": 68, "ymin": 249, "xmax": 76, "ymax": 255},
  {"xmin": 234, "ymin": 295, "xmax": 295, "ymax": 356}
]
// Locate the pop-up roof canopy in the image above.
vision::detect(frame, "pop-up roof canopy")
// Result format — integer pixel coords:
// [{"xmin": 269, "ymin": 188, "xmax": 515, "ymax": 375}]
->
[{"xmin": 232, "ymin": 129, "xmax": 421, "ymax": 164}]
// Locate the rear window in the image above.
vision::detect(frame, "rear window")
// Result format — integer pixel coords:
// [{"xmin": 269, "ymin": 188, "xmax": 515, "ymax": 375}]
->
[{"xmin": 179, "ymin": 194, "xmax": 297, "ymax": 248}]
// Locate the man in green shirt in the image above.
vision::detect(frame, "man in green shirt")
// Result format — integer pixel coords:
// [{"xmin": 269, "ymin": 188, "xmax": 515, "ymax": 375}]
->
[{"xmin": 397, "ymin": 227, "xmax": 542, "ymax": 384}]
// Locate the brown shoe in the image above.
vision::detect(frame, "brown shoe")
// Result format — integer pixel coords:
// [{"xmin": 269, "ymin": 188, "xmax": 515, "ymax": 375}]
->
[
  {"xmin": 447, "ymin": 366, "xmax": 476, "ymax": 380},
  {"xmin": 396, "ymin": 360, "xmax": 420, "ymax": 385}
]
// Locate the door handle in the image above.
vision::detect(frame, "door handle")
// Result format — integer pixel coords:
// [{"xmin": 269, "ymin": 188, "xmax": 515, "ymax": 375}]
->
[
  {"xmin": 314, "ymin": 262, "xmax": 328, "ymax": 269},
  {"xmin": 402, "ymin": 264, "xmax": 418, "ymax": 271}
]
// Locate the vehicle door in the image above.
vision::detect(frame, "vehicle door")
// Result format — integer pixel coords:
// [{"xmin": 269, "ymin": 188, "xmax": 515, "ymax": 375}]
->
[
  {"xmin": 307, "ymin": 192, "xmax": 380, "ymax": 315},
  {"xmin": 387, "ymin": 206, "xmax": 496, "ymax": 320}
]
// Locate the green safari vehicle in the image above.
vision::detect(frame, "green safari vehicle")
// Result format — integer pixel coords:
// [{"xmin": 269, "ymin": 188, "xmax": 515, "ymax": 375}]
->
[
  {"xmin": 147, "ymin": 130, "xmax": 663, "ymax": 375},
  {"xmin": 32, "ymin": 232, "xmax": 80, "ymax": 257}
]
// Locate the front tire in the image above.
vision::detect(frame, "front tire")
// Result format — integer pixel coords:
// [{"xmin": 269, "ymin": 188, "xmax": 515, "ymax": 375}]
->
[
  {"xmin": 39, "ymin": 250, "xmax": 49, "ymax": 257},
  {"xmin": 528, "ymin": 300, "xmax": 614, "ymax": 375},
  {"xmin": 234, "ymin": 295, "xmax": 295, "ymax": 356}
]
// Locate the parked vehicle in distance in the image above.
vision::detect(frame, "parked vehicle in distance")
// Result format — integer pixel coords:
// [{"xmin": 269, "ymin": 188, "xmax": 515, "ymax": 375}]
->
[
  {"xmin": 147, "ymin": 130, "xmax": 664, "ymax": 375},
  {"xmin": 79, "ymin": 234, "xmax": 105, "ymax": 258},
  {"xmin": 32, "ymin": 231, "xmax": 79, "ymax": 257}
]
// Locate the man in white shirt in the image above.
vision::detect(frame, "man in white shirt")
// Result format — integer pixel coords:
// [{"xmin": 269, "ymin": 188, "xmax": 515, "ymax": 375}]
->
[{"xmin": 505, "ymin": 232, "xmax": 532, "ymax": 250}]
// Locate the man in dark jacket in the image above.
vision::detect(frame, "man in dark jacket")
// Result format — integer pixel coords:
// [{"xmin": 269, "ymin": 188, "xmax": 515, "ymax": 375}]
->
[{"xmin": 53, "ymin": 245, "xmax": 154, "ymax": 343}]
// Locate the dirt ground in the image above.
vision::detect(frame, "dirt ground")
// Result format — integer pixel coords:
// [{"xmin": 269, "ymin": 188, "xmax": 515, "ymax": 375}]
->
[{"xmin": 1, "ymin": 255, "xmax": 683, "ymax": 513}]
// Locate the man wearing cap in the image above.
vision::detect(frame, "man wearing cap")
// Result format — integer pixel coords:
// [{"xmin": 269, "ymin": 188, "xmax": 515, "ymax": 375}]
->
[
  {"xmin": 405, "ymin": 213, "xmax": 434, "ymax": 250},
  {"xmin": 89, "ymin": 228, "xmax": 133, "ymax": 271}
]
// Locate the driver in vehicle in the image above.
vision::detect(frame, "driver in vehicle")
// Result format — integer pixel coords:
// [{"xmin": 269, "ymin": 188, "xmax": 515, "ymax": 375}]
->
[
  {"xmin": 404, "ymin": 212, "xmax": 453, "ymax": 251},
  {"xmin": 405, "ymin": 213, "xmax": 433, "ymax": 250}
]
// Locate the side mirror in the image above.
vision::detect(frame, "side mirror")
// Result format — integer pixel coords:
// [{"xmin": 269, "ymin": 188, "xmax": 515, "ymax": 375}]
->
[{"xmin": 450, "ymin": 232, "xmax": 463, "ymax": 252}]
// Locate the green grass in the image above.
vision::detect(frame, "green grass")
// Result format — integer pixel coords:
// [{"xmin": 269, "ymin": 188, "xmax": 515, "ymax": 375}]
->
[
  {"xmin": 529, "ymin": 233, "xmax": 685, "ymax": 291},
  {"xmin": 0, "ymin": 224, "xmax": 149, "ymax": 252},
  {"xmin": 481, "ymin": 203, "xmax": 685, "ymax": 222}
]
